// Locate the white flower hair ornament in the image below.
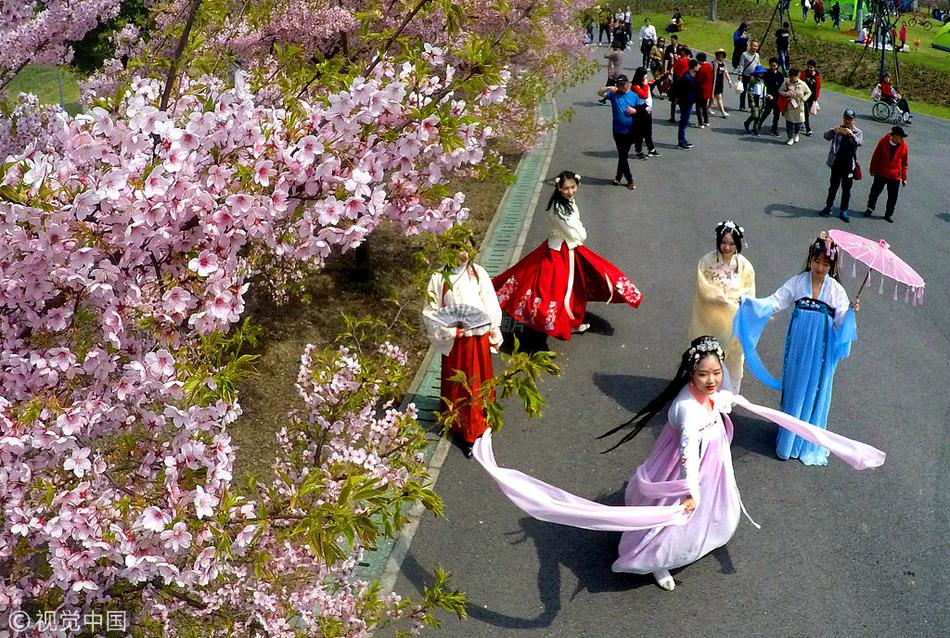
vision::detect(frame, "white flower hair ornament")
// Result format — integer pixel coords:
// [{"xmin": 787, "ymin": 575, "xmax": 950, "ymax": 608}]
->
[
  {"xmin": 686, "ymin": 337, "xmax": 726, "ymax": 366},
  {"xmin": 716, "ymin": 220, "xmax": 744, "ymax": 238}
]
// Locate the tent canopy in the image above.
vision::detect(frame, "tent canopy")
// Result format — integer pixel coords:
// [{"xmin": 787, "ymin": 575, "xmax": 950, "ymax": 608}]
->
[{"xmin": 933, "ymin": 21, "xmax": 950, "ymax": 53}]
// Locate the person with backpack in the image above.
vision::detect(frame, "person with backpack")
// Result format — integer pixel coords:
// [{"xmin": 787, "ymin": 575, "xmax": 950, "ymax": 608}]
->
[
  {"xmin": 676, "ymin": 60, "xmax": 699, "ymax": 149},
  {"xmin": 736, "ymin": 40, "xmax": 760, "ymax": 110},
  {"xmin": 743, "ymin": 65, "xmax": 767, "ymax": 135}
]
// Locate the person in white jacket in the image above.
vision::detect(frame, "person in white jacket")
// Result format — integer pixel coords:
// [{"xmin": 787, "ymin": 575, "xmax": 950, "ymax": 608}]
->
[{"xmin": 638, "ymin": 17, "xmax": 658, "ymax": 68}]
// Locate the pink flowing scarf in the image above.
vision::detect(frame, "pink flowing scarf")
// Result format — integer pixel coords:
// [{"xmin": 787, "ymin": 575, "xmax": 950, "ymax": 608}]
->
[{"xmin": 473, "ymin": 392, "xmax": 885, "ymax": 532}]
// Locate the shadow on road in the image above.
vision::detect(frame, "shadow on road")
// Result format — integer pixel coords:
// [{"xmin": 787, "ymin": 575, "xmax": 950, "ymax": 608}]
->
[
  {"xmin": 571, "ymin": 100, "xmax": 607, "ymax": 108},
  {"xmin": 580, "ymin": 311, "xmax": 614, "ymax": 335},
  {"xmin": 763, "ymin": 202, "xmax": 822, "ymax": 219},
  {"xmin": 936, "ymin": 212, "xmax": 950, "ymax": 223},
  {"xmin": 582, "ymin": 149, "xmax": 619, "ymax": 158},
  {"xmin": 592, "ymin": 373, "xmax": 670, "ymax": 415}
]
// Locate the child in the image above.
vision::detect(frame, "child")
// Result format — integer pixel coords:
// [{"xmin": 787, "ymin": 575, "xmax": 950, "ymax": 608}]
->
[
  {"xmin": 492, "ymin": 171, "xmax": 643, "ymax": 340},
  {"xmin": 743, "ymin": 65, "xmax": 767, "ymax": 135}
]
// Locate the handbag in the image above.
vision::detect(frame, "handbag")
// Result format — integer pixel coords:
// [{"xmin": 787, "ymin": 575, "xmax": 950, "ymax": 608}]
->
[
  {"xmin": 734, "ymin": 81, "xmax": 744, "ymax": 94},
  {"xmin": 777, "ymin": 95, "xmax": 790, "ymax": 112},
  {"xmin": 810, "ymin": 100, "xmax": 820, "ymax": 115},
  {"xmin": 853, "ymin": 162, "xmax": 863, "ymax": 181}
]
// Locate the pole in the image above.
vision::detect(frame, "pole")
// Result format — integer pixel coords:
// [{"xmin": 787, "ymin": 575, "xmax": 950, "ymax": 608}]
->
[
  {"xmin": 57, "ymin": 68, "xmax": 65, "ymax": 108},
  {"xmin": 854, "ymin": 268, "xmax": 873, "ymax": 300},
  {"xmin": 709, "ymin": 0, "xmax": 718, "ymax": 22}
]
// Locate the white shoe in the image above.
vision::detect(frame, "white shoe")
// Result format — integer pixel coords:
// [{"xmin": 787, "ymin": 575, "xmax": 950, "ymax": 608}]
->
[
  {"xmin": 722, "ymin": 112, "xmax": 730, "ymax": 118},
  {"xmin": 575, "ymin": 322, "xmax": 591, "ymax": 333},
  {"xmin": 654, "ymin": 569, "xmax": 676, "ymax": 591},
  {"xmin": 794, "ymin": 134, "xmax": 800, "ymax": 143},
  {"xmin": 786, "ymin": 138, "xmax": 795, "ymax": 145}
]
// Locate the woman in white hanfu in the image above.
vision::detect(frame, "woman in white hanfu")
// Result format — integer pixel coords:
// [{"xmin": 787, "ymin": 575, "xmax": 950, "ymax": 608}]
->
[
  {"xmin": 423, "ymin": 239, "xmax": 503, "ymax": 458},
  {"xmin": 473, "ymin": 336, "xmax": 884, "ymax": 590}
]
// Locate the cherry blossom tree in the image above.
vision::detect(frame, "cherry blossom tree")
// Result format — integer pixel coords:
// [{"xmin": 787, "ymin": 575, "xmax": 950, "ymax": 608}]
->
[{"xmin": 0, "ymin": 0, "xmax": 585, "ymax": 633}]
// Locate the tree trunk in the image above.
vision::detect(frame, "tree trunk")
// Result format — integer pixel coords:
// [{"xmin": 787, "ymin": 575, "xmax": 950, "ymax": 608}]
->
[{"xmin": 708, "ymin": 0, "xmax": 718, "ymax": 22}]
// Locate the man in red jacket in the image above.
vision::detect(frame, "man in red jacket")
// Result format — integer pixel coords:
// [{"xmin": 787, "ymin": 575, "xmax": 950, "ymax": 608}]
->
[{"xmin": 864, "ymin": 126, "xmax": 909, "ymax": 223}]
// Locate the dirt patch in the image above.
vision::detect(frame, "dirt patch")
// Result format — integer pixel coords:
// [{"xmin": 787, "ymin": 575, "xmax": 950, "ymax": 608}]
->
[{"xmin": 230, "ymin": 155, "xmax": 519, "ymax": 484}]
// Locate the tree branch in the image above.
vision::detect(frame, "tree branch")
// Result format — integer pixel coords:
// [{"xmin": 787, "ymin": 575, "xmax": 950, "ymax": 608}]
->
[{"xmin": 159, "ymin": 0, "xmax": 204, "ymax": 111}]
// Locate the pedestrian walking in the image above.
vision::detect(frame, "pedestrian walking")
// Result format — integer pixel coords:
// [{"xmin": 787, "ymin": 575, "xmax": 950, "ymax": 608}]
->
[
  {"xmin": 663, "ymin": 35, "xmax": 679, "ymax": 72},
  {"xmin": 864, "ymin": 126, "xmax": 909, "ymax": 223},
  {"xmin": 831, "ymin": 1, "xmax": 842, "ymax": 29},
  {"xmin": 631, "ymin": 67, "xmax": 661, "ymax": 159},
  {"xmin": 623, "ymin": 5, "xmax": 632, "ymax": 40},
  {"xmin": 695, "ymin": 52, "xmax": 715, "ymax": 128},
  {"xmin": 597, "ymin": 74, "xmax": 643, "ymax": 188},
  {"xmin": 819, "ymin": 109, "xmax": 863, "ymax": 222},
  {"xmin": 802, "ymin": 0, "xmax": 810, "ymax": 22},
  {"xmin": 492, "ymin": 171, "xmax": 643, "ymax": 340},
  {"xmin": 668, "ymin": 45, "xmax": 691, "ymax": 122},
  {"xmin": 639, "ymin": 17, "xmax": 658, "ymax": 68},
  {"xmin": 474, "ymin": 334, "xmax": 883, "ymax": 591},
  {"xmin": 598, "ymin": 5, "xmax": 612, "ymax": 45},
  {"xmin": 779, "ymin": 67, "xmax": 812, "ymax": 145},
  {"xmin": 649, "ymin": 38, "xmax": 666, "ymax": 79},
  {"xmin": 689, "ymin": 221, "xmax": 756, "ymax": 392},
  {"xmin": 735, "ymin": 233, "xmax": 860, "ymax": 466},
  {"xmin": 677, "ymin": 59, "xmax": 698, "ymax": 149},
  {"xmin": 599, "ymin": 40, "xmax": 624, "ymax": 103},
  {"xmin": 775, "ymin": 21, "xmax": 791, "ymax": 72},
  {"xmin": 757, "ymin": 57, "xmax": 785, "ymax": 136},
  {"xmin": 899, "ymin": 22, "xmax": 907, "ymax": 50},
  {"xmin": 802, "ymin": 59, "xmax": 822, "ymax": 136},
  {"xmin": 743, "ymin": 65, "xmax": 767, "ymax": 134},
  {"xmin": 732, "ymin": 22, "xmax": 750, "ymax": 69},
  {"xmin": 712, "ymin": 48, "xmax": 733, "ymax": 117},
  {"xmin": 813, "ymin": 0, "xmax": 825, "ymax": 25},
  {"xmin": 736, "ymin": 40, "xmax": 760, "ymax": 110},
  {"xmin": 423, "ymin": 237, "xmax": 503, "ymax": 458}
]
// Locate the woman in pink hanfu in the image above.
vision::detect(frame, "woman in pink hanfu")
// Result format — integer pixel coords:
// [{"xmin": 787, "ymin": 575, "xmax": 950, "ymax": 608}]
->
[{"xmin": 473, "ymin": 336, "xmax": 885, "ymax": 591}]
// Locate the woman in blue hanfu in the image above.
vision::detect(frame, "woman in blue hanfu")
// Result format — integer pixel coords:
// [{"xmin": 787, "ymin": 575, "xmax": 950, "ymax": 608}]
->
[{"xmin": 733, "ymin": 232, "xmax": 859, "ymax": 466}]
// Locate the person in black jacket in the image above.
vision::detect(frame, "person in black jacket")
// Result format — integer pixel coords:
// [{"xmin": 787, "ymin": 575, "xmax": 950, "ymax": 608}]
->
[
  {"xmin": 677, "ymin": 60, "xmax": 698, "ymax": 149},
  {"xmin": 756, "ymin": 58, "xmax": 785, "ymax": 137}
]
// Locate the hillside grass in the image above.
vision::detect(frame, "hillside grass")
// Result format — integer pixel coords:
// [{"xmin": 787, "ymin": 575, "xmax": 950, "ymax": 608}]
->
[{"xmin": 628, "ymin": 10, "xmax": 950, "ymax": 118}]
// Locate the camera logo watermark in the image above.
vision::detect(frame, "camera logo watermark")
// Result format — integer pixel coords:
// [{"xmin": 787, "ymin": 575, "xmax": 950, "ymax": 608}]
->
[{"xmin": 5, "ymin": 609, "xmax": 128, "ymax": 633}]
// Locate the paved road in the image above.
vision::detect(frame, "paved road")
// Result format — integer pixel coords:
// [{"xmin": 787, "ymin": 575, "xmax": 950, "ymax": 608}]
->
[{"xmin": 393, "ymin": 54, "xmax": 949, "ymax": 638}]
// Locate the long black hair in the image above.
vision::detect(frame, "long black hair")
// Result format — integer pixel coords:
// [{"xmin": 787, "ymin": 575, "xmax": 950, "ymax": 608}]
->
[
  {"xmin": 546, "ymin": 170, "xmax": 580, "ymax": 211},
  {"xmin": 598, "ymin": 336, "xmax": 725, "ymax": 452},
  {"xmin": 802, "ymin": 232, "xmax": 841, "ymax": 280},
  {"xmin": 632, "ymin": 66, "xmax": 648, "ymax": 86},
  {"xmin": 715, "ymin": 220, "xmax": 744, "ymax": 255}
]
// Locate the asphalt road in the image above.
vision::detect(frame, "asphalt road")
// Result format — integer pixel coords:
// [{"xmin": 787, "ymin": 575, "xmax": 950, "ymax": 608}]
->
[{"xmin": 393, "ymin": 54, "xmax": 949, "ymax": 638}]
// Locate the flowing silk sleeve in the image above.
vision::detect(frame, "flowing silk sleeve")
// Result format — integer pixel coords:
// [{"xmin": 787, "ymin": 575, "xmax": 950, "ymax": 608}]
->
[
  {"xmin": 733, "ymin": 295, "xmax": 782, "ymax": 390},
  {"xmin": 688, "ymin": 252, "xmax": 732, "ymax": 342},
  {"xmin": 738, "ymin": 254, "xmax": 756, "ymax": 300},
  {"xmin": 421, "ymin": 272, "xmax": 456, "ymax": 357},
  {"xmin": 729, "ymin": 393, "xmax": 884, "ymax": 470},
  {"xmin": 472, "ymin": 431, "xmax": 689, "ymax": 532},
  {"xmin": 833, "ymin": 308, "xmax": 857, "ymax": 363}
]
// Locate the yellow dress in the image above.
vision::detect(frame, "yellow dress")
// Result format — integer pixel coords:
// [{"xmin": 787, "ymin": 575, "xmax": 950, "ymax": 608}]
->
[{"xmin": 688, "ymin": 251, "xmax": 756, "ymax": 391}]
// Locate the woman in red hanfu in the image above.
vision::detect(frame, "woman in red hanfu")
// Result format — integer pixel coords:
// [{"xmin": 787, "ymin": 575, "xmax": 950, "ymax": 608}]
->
[
  {"xmin": 493, "ymin": 171, "xmax": 643, "ymax": 340},
  {"xmin": 423, "ymin": 238, "xmax": 504, "ymax": 458}
]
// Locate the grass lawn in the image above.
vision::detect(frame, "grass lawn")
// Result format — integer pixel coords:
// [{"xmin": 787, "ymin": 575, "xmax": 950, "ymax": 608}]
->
[
  {"xmin": 629, "ymin": 11, "xmax": 950, "ymax": 119},
  {"xmin": 729, "ymin": 0, "xmax": 950, "ymax": 74},
  {"xmin": 6, "ymin": 65, "xmax": 82, "ymax": 114}
]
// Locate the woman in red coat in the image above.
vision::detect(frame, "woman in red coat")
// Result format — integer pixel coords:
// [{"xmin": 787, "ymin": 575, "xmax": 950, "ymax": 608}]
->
[
  {"xmin": 694, "ymin": 52, "xmax": 715, "ymax": 128},
  {"xmin": 863, "ymin": 126, "xmax": 909, "ymax": 223}
]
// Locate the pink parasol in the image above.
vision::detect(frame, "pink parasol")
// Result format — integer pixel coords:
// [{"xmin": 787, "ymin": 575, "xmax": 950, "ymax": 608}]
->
[{"xmin": 827, "ymin": 230, "xmax": 926, "ymax": 305}]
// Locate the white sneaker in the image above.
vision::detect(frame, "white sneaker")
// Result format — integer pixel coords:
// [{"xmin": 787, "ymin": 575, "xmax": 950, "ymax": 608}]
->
[
  {"xmin": 786, "ymin": 138, "xmax": 795, "ymax": 145},
  {"xmin": 794, "ymin": 134, "xmax": 800, "ymax": 143},
  {"xmin": 575, "ymin": 323, "xmax": 591, "ymax": 333},
  {"xmin": 654, "ymin": 569, "xmax": 676, "ymax": 591},
  {"xmin": 722, "ymin": 111, "xmax": 730, "ymax": 117}
]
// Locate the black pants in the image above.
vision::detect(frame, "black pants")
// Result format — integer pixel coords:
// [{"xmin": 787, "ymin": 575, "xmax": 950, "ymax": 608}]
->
[
  {"xmin": 826, "ymin": 166, "xmax": 854, "ymax": 210},
  {"xmin": 695, "ymin": 99, "xmax": 710, "ymax": 126},
  {"xmin": 804, "ymin": 97, "xmax": 816, "ymax": 132},
  {"xmin": 599, "ymin": 23, "xmax": 611, "ymax": 43},
  {"xmin": 633, "ymin": 112, "xmax": 655, "ymax": 153},
  {"xmin": 613, "ymin": 131, "xmax": 634, "ymax": 183},
  {"xmin": 739, "ymin": 75, "xmax": 751, "ymax": 109},
  {"xmin": 785, "ymin": 120, "xmax": 802, "ymax": 139},
  {"xmin": 758, "ymin": 97, "xmax": 781, "ymax": 133},
  {"xmin": 669, "ymin": 89, "xmax": 678, "ymax": 120},
  {"xmin": 866, "ymin": 176, "xmax": 901, "ymax": 217}
]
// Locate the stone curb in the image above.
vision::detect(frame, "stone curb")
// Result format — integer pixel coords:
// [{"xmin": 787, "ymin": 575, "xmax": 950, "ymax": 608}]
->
[{"xmin": 356, "ymin": 99, "xmax": 560, "ymax": 593}]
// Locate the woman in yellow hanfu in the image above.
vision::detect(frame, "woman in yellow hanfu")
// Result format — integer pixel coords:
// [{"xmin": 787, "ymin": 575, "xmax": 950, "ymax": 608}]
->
[{"xmin": 688, "ymin": 221, "xmax": 755, "ymax": 392}]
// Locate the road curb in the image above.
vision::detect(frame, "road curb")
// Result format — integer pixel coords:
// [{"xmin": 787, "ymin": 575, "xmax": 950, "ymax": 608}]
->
[{"xmin": 360, "ymin": 99, "xmax": 560, "ymax": 596}]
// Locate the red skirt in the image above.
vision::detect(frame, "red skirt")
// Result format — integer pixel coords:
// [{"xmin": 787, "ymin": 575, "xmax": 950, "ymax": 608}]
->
[
  {"xmin": 441, "ymin": 333, "xmax": 494, "ymax": 443},
  {"xmin": 493, "ymin": 242, "xmax": 643, "ymax": 340}
]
